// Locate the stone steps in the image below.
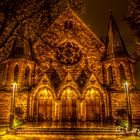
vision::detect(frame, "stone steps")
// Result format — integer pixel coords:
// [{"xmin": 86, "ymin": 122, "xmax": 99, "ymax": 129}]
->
[{"xmin": 15, "ymin": 127, "xmax": 119, "ymax": 135}]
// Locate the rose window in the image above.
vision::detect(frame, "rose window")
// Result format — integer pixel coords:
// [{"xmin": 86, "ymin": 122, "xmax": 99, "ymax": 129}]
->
[{"xmin": 56, "ymin": 42, "xmax": 82, "ymax": 65}]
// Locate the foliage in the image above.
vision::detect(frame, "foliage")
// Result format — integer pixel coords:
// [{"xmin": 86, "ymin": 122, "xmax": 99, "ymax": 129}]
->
[
  {"xmin": 115, "ymin": 118, "xmax": 129, "ymax": 127},
  {"xmin": 115, "ymin": 108, "xmax": 128, "ymax": 126},
  {"xmin": 115, "ymin": 108, "xmax": 127, "ymax": 118},
  {"xmin": 0, "ymin": 0, "xmax": 87, "ymax": 63},
  {"xmin": 126, "ymin": 0, "xmax": 140, "ymax": 40},
  {"xmin": 15, "ymin": 106, "xmax": 24, "ymax": 118},
  {"xmin": 0, "ymin": 0, "xmax": 86, "ymax": 49},
  {"xmin": 13, "ymin": 106, "xmax": 25, "ymax": 127},
  {"xmin": 13, "ymin": 119, "xmax": 24, "ymax": 128}
]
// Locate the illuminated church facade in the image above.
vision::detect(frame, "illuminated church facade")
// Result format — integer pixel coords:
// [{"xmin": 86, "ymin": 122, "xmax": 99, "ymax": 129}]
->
[{"xmin": 0, "ymin": 8, "xmax": 140, "ymax": 124}]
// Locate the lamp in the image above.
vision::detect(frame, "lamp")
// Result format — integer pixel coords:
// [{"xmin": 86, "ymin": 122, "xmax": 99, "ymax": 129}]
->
[
  {"xmin": 124, "ymin": 82, "xmax": 132, "ymax": 129},
  {"xmin": 9, "ymin": 83, "xmax": 17, "ymax": 130}
]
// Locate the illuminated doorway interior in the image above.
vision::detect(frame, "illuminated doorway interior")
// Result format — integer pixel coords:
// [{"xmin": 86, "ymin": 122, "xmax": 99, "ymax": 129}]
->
[
  {"xmin": 85, "ymin": 88, "xmax": 101, "ymax": 122},
  {"xmin": 61, "ymin": 86, "xmax": 78, "ymax": 122},
  {"xmin": 37, "ymin": 89, "xmax": 53, "ymax": 122}
]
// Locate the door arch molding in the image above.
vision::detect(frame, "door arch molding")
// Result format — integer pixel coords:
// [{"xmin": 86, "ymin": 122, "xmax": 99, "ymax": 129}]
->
[
  {"xmin": 83, "ymin": 86, "xmax": 106, "ymax": 122},
  {"xmin": 30, "ymin": 86, "xmax": 54, "ymax": 122},
  {"xmin": 57, "ymin": 85, "xmax": 80, "ymax": 100},
  {"xmin": 58, "ymin": 86, "xmax": 79, "ymax": 122}
]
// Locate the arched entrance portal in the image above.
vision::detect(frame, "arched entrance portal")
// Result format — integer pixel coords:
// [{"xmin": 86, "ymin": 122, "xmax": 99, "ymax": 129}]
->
[
  {"xmin": 34, "ymin": 88, "xmax": 53, "ymax": 122},
  {"xmin": 84, "ymin": 88, "xmax": 102, "ymax": 122},
  {"xmin": 60, "ymin": 86, "xmax": 78, "ymax": 122}
]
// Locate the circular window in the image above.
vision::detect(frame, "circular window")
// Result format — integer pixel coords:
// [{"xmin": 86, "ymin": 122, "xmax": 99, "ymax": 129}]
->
[{"xmin": 56, "ymin": 42, "xmax": 82, "ymax": 65}]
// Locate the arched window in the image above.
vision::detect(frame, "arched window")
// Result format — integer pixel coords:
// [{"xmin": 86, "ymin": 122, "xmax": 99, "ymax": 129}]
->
[
  {"xmin": 25, "ymin": 66, "xmax": 30, "ymax": 85},
  {"xmin": 69, "ymin": 20, "xmax": 73, "ymax": 30},
  {"xmin": 108, "ymin": 66, "xmax": 113, "ymax": 85},
  {"xmin": 14, "ymin": 64, "xmax": 19, "ymax": 83},
  {"xmin": 64, "ymin": 20, "xmax": 73, "ymax": 30},
  {"xmin": 119, "ymin": 64, "xmax": 126, "ymax": 83},
  {"xmin": 64, "ymin": 20, "xmax": 69, "ymax": 29}
]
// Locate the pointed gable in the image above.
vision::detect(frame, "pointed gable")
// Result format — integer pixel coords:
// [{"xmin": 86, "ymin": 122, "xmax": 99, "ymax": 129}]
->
[
  {"xmin": 34, "ymin": 73, "xmax": 55, "ymax": 93},
  {"xmin": 57, "ymin": 72, "xmax": 80, "ymax": 99},
  {"xmin": 38, "ymin": 73, "xmax": 53, "ymax": 87},
  {"xmin": 32, "ymin": 7, "xmax": 105, "ymax": 64},
  {"xmin": 81, "ymin": 72, "xmax": 109, "ymax": 102},
  {"xmin": 59, "ymin": 72, "xmax": 79, "ymax": 90},
  {"xmin": 83, "ymin": 73, "xmax": 105, "ymax": 93}
]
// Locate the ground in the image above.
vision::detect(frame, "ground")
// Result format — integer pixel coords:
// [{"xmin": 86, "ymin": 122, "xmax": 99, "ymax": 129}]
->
[{"xmin": 1, "ymin": 125, "xmax": 140, "ymax": 140}]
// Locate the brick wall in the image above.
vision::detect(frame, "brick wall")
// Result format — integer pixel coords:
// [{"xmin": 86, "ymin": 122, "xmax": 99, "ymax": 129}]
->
[
  {"xmin": 111, "ymin": 91, "xmax": 140, "ymax": 123},
  {"xmin": 0, "ymin": 92, "xmax": 28, "ymax": 124}
]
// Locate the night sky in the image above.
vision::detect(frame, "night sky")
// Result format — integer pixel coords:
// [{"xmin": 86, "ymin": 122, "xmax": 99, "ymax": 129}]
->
[{"xmin": 81, "ymin": 0, "xmax": 140, "ymax": 88}]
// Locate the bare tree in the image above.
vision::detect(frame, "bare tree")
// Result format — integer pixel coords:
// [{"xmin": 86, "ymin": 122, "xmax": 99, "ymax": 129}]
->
[
  {"xmin": 125, "ymin": 0, "xmax": 140, "ymax": 59},
  {"xmin": 126, "ymin": 0, "xmax": 140, "ymax": 40},
  {"xmin": 0, "ymin": 0, "xmax": 86, "ymax": 62}
]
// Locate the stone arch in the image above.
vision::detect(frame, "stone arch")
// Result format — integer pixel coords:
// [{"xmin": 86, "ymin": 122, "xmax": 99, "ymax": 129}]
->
[
  {"xmin": 83, "ymin": 86, "xmax": 106, "ymax": 122},
  {"xmin": 34, "ymin": 87, "xmax": 54, "ymax": 99},
  {"xmin": 30, "ymin": 86, "xmax": 55, "ymax": 122},
  {"xmin": 58, "ymin": 86, "xmax": 80, "ymax": 122},
  {"xmin": 83, "ymin": 86, "xmax": 103, "ymax": 99},
  {"xmin": 57, "ymin": 85, "xmax": 80, "ymax": 100}
]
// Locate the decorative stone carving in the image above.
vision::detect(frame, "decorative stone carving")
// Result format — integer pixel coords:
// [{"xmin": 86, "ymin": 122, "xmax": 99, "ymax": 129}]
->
[{"xmin": 56, "ymin": 42, "xmax": 82, "ymax": 65}]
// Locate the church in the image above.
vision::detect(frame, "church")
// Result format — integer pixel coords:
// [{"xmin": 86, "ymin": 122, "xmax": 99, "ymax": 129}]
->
[{"xmin": 0, "ymin": 7, "xmax": 140, "ymax": 124}]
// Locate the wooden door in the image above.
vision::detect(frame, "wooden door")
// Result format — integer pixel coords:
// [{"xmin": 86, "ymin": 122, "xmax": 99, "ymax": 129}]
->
[{"xmin": 38, "ymin": 99, "xmax": 52, "ymax": 122}]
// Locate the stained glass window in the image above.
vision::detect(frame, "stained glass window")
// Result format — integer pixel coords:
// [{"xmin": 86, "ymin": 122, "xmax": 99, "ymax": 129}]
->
[
  {"xmin": 119, "ymin": 64, "xmax": 126, "ymax": 83},
  {"xmin": 25, "ymin": 66, "xmax": 30, "ymax": 85},
  {"xmin": 108, "ymin": 66, "xmax": 113, "ymax": 85},
  {"xmin": 14, "ymin": 65, "xmax": 19, "ymax": 83},
  {"xmin": 64, "ymin": 20, "xmax": 73, "ymax": 30}
]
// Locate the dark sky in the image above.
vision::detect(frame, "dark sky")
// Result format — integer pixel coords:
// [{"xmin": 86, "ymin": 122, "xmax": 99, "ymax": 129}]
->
[
  {"xmin": 81, "ymin": 0, "xmax": 140, "ymax": 88},
  {"xmin": 83, "ymin": 0, "xmax": 134, "ymax": 51}
]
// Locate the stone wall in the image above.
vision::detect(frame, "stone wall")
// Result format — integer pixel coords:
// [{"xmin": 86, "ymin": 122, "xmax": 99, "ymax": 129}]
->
[
  {"xmin": 0, "ymin": 92, "xmax": 28, "ymax": 124},
  {"xmin": 15, "ymin": 92, "xmax": 29, "ymax": 121},
  {"xmin": 0, "ymin": 93, "xmax": 11, "ymax": 124},
  {"xmin": 111, "ymin": 91, "xmax": 140, "ymax": 124}
]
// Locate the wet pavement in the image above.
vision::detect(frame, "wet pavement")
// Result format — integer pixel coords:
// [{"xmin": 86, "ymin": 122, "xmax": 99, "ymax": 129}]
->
[{"xmin": 0, "ymin": 123, "xmax": 140, "ymax": 140}]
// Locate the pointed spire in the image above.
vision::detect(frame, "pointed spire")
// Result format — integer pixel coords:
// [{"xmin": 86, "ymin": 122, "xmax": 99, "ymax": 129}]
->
[
  {"xmin": 103, "ymin": 11, "xmax": 130, "ymax": 60},
  {"xmin": 8, "ymin": 22, "xmax": 33, "ymax": 60}
]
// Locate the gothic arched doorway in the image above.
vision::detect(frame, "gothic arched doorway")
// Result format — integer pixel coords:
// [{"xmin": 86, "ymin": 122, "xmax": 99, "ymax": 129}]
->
[
  {"xmin": 60, "ymin": 86, "xmax": 78, "ymax": 122},
  {"xmin": 84, "ymin": 88, "xmax": 102, "ymax": 122},
  {"xmin": 34, "ymin": 88, "xmax": 53, "ymax": 122}
]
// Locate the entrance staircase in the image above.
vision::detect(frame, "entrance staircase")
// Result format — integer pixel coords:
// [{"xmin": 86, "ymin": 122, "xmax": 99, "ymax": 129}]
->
[{"xmin": 14, "ymin": 122, "xmax": 120, "ymax": 135}]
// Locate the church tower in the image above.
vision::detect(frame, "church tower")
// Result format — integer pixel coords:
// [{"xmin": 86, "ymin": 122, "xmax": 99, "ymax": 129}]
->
[
  {"xmin": 102, "ymin": 12, "xmax": 136, "ymax": 90},
  {"xmin": 0, "ymin": 22, "xmax": 35, "ymax": 91}
]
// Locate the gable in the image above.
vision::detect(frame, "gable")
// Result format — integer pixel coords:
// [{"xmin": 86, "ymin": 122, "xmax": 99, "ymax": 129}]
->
[
  {"xmin": 32, "ymin": 8, "xmax": 105, "ymax": 64},
  {"xmin": 32, "ymin": 8, "xmax": 105, "ymax": 84}
]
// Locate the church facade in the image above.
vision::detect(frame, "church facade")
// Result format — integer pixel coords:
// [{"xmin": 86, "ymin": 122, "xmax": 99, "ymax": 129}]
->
[{"xmin": 0, "ymin": 8, "xmax": 140, "ymax": 124}]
